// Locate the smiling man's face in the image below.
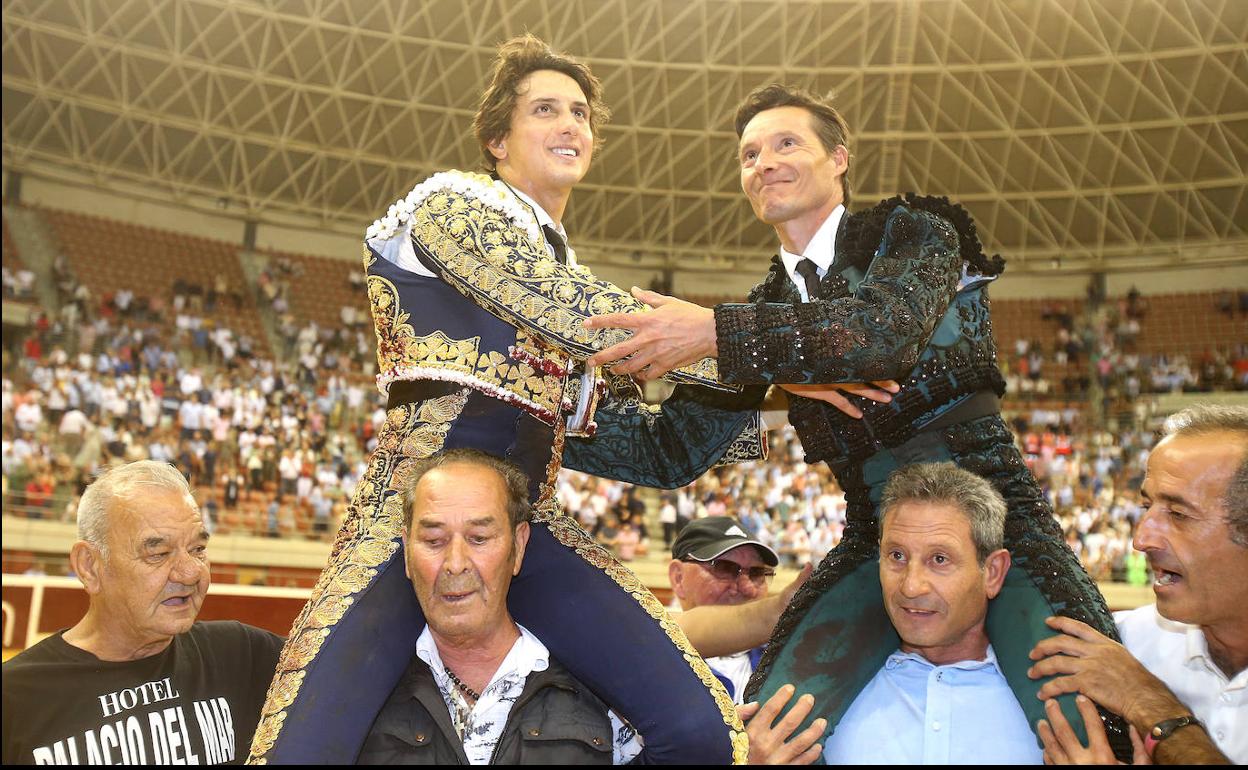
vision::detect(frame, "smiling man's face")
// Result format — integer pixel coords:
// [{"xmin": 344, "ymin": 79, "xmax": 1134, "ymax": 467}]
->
[
  {"xmin": 1135, "ymin": 433, "xmax": 1248, "ymax": 629},
  {"xmin": 738, "ymin": 105, "xmax": 846, "ymax": 237},
  {"xmin": 491, "ymin": 69, "xmax": 593, "ymax": 208},
  {"xmin": 403, "ymin": 463, "xmax": 529, "ymax": 646},
  {"xmin": 879, "ymin": 501, "xmax": 1006, "ymax": 665}
]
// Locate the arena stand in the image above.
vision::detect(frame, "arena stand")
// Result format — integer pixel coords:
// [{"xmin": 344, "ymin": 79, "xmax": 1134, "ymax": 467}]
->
[
  {"xmin": 39, "ymin": 206, "xmax": 270, "ymax": 356},
  {"xmin": 254, "ymin": 247, "xmax": 366, "ymax": 332},
  {"xmin": 2, "ymin": 211, "xmax": 36, "ymax": 304},
  {"xmin": 2, "ymin": 213, "xmax": 20, "ymax": 270},
  {"xmin": 3, "ymin": 208, "xmax": 1245, "ymax": 649}
]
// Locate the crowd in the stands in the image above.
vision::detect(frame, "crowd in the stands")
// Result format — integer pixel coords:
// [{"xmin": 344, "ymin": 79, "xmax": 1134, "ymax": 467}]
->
[
  {"xmin": 561, "ymin": 408, "xmax": 1155, "ymax": 584},
  {"xmin": 1000, "ymin": 289, "xmax": 1248, "ymax": 400},
  {"xmin": 2, "ymin": 283, "xmax": 379, "ymax": 541},
  {"xmin": 0, "ymin": 276, "xmax": 1235, "ymax": 585}
]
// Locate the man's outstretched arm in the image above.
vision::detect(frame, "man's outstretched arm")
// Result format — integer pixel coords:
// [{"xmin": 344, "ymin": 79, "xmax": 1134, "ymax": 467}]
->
[
  {"xmin": 587, "ymin": 205, "xmax": 963, "ymax": 385},
  {"xmin": 563, "ymin": 378, "xmax": 769, "ymax": 489},
  {"xmin": 381, "ymin": 174, "xmax": 728, "ymax": 388}
]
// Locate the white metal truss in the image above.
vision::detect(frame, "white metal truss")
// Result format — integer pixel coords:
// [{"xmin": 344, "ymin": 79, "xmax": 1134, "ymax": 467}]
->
[{"xmin": 3, "ymin": 0, "xmax": 1246, "ymax": 275}]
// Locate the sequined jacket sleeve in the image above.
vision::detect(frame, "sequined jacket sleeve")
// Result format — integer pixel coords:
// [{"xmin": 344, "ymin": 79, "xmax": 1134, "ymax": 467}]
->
[
  {"xmin": 713, "ymin": 204, "xmax": 962, "ymax": 385},
  {"xmin": 563, "ymin": 377, "xmax": 769, "ymax": 489},
  {"xmin": 403, "ymin": 181, "xmax": 726, "ymax": 389}
]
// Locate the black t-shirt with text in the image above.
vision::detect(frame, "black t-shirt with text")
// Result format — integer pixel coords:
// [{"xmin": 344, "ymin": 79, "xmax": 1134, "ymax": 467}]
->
[{"xmin": 2, "ymin": 621, "xmax": 283, "ymax": 765}]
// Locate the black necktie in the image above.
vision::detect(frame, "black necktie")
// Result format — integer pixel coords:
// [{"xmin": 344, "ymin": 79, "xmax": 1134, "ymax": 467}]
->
[
  {"xmin": 795, "ymin": 258, "xmax": 821, "ymax": 301},
  {"xmin": 542, "ymin": 225, "xmax": 568, "ymax": 265}
]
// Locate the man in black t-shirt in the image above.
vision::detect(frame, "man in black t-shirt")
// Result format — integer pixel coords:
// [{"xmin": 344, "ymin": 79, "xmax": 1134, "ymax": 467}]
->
[{"xmin": 2, "ymin": 461, "xmax": 283, "ymax": 765}]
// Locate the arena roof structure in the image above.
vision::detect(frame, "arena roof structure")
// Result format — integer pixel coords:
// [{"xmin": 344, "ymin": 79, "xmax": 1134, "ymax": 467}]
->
[{"xmin": 3, "ymin": 0, "xmax": 1247, "ymax": 275}]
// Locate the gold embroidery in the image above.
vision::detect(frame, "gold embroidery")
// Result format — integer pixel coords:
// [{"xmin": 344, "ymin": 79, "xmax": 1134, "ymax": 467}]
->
[
  {"xmin": 328, "ymin": 564, "xmax": 378, "ymax": 594},
  {"xmin": 535, "ymin": 418, "xmax": 567, "ymax": 512},
  {"xmin": 305, "ymin": 594, "xmax": 355, "ymax": 629},
  {"xmin": 715, "ymin": 411, "xmax": 768, "ymax": 467},
  {"xmin": 249, "ymin": 390, "xmax": 470, "ymax": 763},
  {"xmin": 365, "ymin": 273, "xmax": 568, "ymax": 423},
  {"xmin": 407, "ymin": 185, "xmax": 732, "ymax": 390},
  {"xmin": 283, "ymin": 628, "xmax": 330, "ymax": 669},
  {"xmin": 530, "ymin": 506, "xmax": 749, "ymax": 764},
  {"xmin": 267, "ymin": 671, "xmax": 305, "ymax": 712},
  {"xmin": 732, "ymin": 730, "xmax": 751, "ymax": 765},
  {"xmin": 249, "ymin": 710, "xmax": 285, "ymax": 760},
  {"xmin": 420, "ymin": 388, "xmax": 480, "ymax": 423}
]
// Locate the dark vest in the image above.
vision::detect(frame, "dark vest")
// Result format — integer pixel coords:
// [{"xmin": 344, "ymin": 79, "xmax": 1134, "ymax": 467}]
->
[{"xmin": 358, "ymin": 653, "xmax": 615, "ymax": 765}]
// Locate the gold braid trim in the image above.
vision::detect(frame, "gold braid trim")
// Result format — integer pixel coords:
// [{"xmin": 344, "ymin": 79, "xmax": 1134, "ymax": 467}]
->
[
  {"xmin": 247, "ymin": 389, "xmax": 470, "ymax": 763},
  {"xmin": 531, "ymin": 412, "xmax": 746, "ymax": 762},
  {"xmin": 530, "ymin": 499, "xmax": 749, "ymax": 764},
  {"xmin": 535, "ymin": 411, "xmax": 568, "ymax": 513},
  {"xmin": 365, "ymin": 268, "xmax": 566, "ymax": 419}
]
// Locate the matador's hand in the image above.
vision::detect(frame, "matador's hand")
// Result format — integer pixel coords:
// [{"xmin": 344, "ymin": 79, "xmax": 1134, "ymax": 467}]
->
[
  {"xmin": 780, "ymin": 381, "xmax": 900, "ymax": 419},
  {"xmin": 584, "ymin": 288, "xmax": 716, "ymax": 380}
]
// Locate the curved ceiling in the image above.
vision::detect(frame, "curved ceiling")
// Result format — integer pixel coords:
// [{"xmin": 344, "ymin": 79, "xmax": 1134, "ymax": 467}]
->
[{"xmin": 3, "ymin": 0, "xmax": 1246, "ymax": 274}]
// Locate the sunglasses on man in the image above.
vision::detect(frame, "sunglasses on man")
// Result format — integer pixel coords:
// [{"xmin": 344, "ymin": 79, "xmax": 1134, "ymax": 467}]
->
[{"xmin": 684, "ymin": 557, "xmax": 776, "ymax": 584}]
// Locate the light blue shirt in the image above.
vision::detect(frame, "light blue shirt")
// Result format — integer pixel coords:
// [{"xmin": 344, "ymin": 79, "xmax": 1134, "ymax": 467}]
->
[{"xmin": 822, "ymin": 645, "xmax": 1042, "ymax": 765}]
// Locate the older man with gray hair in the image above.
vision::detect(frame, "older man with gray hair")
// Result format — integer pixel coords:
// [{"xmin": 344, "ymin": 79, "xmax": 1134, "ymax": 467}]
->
[
  {"xmin": 2, "ymin": 460, "xmax": 283, "ymax": 765},
  {"xmin": 811, "ymin": 461, "xmax": 1043, "ymax": 764},
  {"xmin": 1030, "ymin": 404, "xmax": 1246, "ymax": 765},
  {"xmin": 360, "ymin": 448, "xmax": 642, "ymax": 764}
]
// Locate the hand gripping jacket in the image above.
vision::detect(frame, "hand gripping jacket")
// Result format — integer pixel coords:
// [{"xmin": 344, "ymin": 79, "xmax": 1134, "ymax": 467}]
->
[
  {"xmin": 248, "ymin": 172, "xmax": 763, "ymax": 765},
  {"xmin": 723, "ymin": 195, "xmax": 1132, "ymax": 761}
]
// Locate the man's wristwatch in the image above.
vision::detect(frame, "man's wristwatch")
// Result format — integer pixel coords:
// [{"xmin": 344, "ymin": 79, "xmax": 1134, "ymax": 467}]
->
[{"xmin": 1144, "ymin": 715, "xmax": 1204, "ymax": 758}]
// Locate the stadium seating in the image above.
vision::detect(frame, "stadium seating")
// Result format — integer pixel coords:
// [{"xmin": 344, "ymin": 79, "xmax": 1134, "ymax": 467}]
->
[
  {"xmin": 2, "ymin": 208, "xmax": 1243, "ymax": 590},
  {"xmin": 38, "ymin": 207, "xmax": 271, "ymax": 353},
  {"xmin": 1133, "ymin": 292, "xmax": 1248, "ymax": 357},
  {"xmin": 255, "ymin": 248, "xmax": 364, "ymax": 330}
]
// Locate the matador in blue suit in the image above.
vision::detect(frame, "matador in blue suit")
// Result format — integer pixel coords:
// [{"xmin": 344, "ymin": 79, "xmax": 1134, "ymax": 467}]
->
[
  {"xmin": 586, "ymin": 84, "xmax": 1132, "ymax": 761},
  {"xmin": 248, "ymin": 37, "xmax": 765, "ymax": 764}
]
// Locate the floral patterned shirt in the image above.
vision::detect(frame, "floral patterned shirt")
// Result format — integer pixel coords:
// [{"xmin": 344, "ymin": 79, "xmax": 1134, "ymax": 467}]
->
[{"xmin": 415, "ymin": 624, "xmax": 643, "ymax": 764}]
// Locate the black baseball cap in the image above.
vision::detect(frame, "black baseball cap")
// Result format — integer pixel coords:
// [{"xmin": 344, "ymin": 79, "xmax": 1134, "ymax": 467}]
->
[{"xmin": 671, "ymin": 517, "xmax": 778, "ymax": 567}]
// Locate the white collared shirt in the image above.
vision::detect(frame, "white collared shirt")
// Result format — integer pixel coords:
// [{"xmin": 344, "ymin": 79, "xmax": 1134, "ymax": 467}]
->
[
  {"xmin": 507, "ymin": 186, "xmax": 573, "ymax": 263},
  {"xmin": 779, "ymin": 204, "xmax": 845, "ymax": 302},
  {"xmin": 1116, "ymin": 604, "xmax": 1246, "ymax": 762},
  {"xmin": 416, "ymin": 623, "xmax": 642, "ymax": 765},
  {"xmin": 822, "ymin": 644, "xmax": 1043, "ymax": 765}
]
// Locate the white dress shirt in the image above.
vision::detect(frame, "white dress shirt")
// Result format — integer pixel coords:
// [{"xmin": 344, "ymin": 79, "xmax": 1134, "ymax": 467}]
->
[
  {"xmin": 1116, "ymin": 604, "xmax": 1246, "ymax": 763},
  {"xmin": 779, "ymin": 204, "xmax": 845, "ymax": 302},
  {"xmin": 822, "ymin": 645, "xmax": 1042, "ymax": 765},
  {"xmin": 415, "ymin": 623, "xmax": 641, "ymax": 765},
  {"xmin": 777, "ymin": 203, "xmax": 996, "ymax": 299}
]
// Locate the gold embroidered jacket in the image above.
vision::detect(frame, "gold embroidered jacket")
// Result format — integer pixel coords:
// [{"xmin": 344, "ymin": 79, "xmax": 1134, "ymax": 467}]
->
[{"xmin": 363, "ymin": 170, "xmax": 766, "ymax": 483}]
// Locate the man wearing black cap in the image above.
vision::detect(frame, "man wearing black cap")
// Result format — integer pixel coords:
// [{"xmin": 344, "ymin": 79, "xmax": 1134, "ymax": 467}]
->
[{"xmin": 670, "ymin": 517, "xmax": 780, "ymax": 704}]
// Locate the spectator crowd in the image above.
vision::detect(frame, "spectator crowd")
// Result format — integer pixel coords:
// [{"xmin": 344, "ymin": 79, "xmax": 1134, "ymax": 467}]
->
[
  {"xmin": 1001, "ymin": 290, "xmax": 1248, "ymax": 403},
  {"xmin": 3, "ymin": 284, "xmax": 380, "ymax": 542},
  {"xmin": 0, "ymin": 279, "xmax": 1235, "ymax": 591}
]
